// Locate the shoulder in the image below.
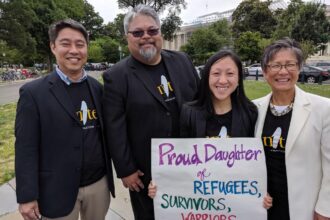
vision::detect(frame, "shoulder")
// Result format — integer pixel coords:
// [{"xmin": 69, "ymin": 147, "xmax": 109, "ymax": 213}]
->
[
  {"xmin": 252, "ymin": 93, "xmax": 272, "ymax": 107},
  {"xmin": 162, "ymin": 50, "xmax": 190, "ymax": 60},
  {"xmin": 20, "ymin": 73, "xmax": 52, "ymax": 92},
  {"xmin": 103, "ymin": 56, "xmax": 131, "ymax": 79}
]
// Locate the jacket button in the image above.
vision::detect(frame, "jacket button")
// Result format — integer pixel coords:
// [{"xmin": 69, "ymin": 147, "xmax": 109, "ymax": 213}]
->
[{"xmin": 166, "ymin": 112, "xmax": 171, "ymax": 116}]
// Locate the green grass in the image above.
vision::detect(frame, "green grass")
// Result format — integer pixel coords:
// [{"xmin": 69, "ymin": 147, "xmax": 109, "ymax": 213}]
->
[
  {"xmin": 0, "ymin": 81, "xmax": 330, "ymax": 185},
  {"xmin": 0, "ymin": 103, "xmax": 16, "ymax": 185},
  {"xmin": 244, "ymin": 80, "xmax": 330, "ymax": 99}
]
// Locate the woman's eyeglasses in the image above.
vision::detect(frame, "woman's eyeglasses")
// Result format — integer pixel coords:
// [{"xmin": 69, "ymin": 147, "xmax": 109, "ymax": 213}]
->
[
  {"xmin": 128, "ymin": 28, "xmax": 160, "ymax": 38},
  {"xmin": 267, "ymin": 63, "xmax": 298, "ymax": 72}
]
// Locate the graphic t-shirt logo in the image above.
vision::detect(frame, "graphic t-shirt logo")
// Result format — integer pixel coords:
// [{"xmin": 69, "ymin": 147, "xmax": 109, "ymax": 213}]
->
[
  {"xmin": 218, "ymin": 126, "xmax": 228, "ymax": 138},
  {"xmin": 76, "ymin": 100, "xmax": 98, "ymax": 126},
  {"xmin": 263, "ymin": 127, "xmax": 285, "ymax": 151},
  {"xmin": 157, "ymin": 75, "xmax": 175, "ymax": 102}
]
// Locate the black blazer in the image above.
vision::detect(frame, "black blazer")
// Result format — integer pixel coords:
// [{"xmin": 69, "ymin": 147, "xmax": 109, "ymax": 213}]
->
[
  {"xmin": 15, "ymin": 71, "xmax": 115, "ymax": 218},
  {"xmin": 103, "ymin": 50, "xmax": 199, "ymax": 185},
  {"xmin": 180, "ymin": 102, "xmax": 257, "ymax": 138}
]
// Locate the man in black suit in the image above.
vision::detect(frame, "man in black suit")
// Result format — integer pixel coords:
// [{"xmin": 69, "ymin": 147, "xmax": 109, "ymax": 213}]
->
[
  {"xmin": 103, "ymin": 4, "xmax": 199, "ymax": 220},
  {"xmin": 15, "ymin": 19, "xmax": 114, "ymax": 220}
]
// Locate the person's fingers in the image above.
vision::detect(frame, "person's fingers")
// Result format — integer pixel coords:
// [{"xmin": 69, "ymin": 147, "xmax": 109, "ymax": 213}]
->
[
  {"xmin": 136, "ymin": 179, "xmax": 144, "ymax": 189},
  {"xmin": 131, "ymin": 184, "xmax": 140, "ymax": 192},
  {"xmin": 33, "ymin": 205, "xmax": 41, "ymax": 219},
  {"xmin": 137, "ymin": 170, "xmax": 144, "ymax": 176}
]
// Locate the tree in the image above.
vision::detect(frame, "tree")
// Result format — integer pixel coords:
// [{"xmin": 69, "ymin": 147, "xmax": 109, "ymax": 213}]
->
[
  {"xmin": 88, "ymin": 41, "xmax": 103, "ymax": 62},
  {"xmin": 291, "ymin": 2, "xmax": 330, "ymax": 51},
  {"xmin": 231, "ymin": 0, "xmax": 277, "ymax": 38},
  {"xmin": 234, "ymin": 31, "xmax": 263, "ymax": 63},
  {"xmin": 161, "ymin": 11, "xmax": 182, "ymax": 41},
  {"xmin": 0, "ymin": 40, "xmax": 22, "ymax": 65},
  {"xmin": 117, "ymin": 0, "xmax": 187, "ymax": 41},
  {"xmin": 0, "ymin": 0, "xmax": 102, "ymax": 67},
  {"xmin": 0, "ymin": 0, "xmax": 37, "ymax": 64},
  {"xmin": 79, "ymin": 0, "xmax": 104, "ymax": 40},
  {"xmin": 273, "ymin": 0, "xmax": 330, "ymax": 57},
  {"xmin": 118, "ymin": 0, "xmax": 186, "ymax": 13},
  {"xmin": 181, "ymin": 20, "xmax": 232, "ymax": 65},
  {"xmin": 102, "ymin": 14, "xmax": 126, "ymax": 45}
]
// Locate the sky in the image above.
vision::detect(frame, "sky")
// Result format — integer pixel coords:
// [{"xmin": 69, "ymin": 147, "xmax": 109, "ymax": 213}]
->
[{"xmin": 87, "ymin": 0, "xmax": 330, "ymax": 24}]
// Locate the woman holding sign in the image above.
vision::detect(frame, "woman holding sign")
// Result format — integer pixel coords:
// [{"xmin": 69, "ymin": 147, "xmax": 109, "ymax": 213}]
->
[
  {"xmin": 149, "ymin": 50, "xmax": 273, "ymax": 210},
  {"xmin": 254, "ymin": 38, "xmax": 330, "ymax": 220},
  {"xmin": 180, "ymin": 49, "xmax": 257, "ymax": 138}
]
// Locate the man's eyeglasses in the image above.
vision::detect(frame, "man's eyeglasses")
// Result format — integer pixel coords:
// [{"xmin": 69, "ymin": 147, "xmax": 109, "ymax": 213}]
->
[
  {"xmin": 267, "ymin": 63, "xmax": 298, "ymax": 72},
  {"xmin": 128, "ymin": 28, "xmax": 160, "ymax": 38}
]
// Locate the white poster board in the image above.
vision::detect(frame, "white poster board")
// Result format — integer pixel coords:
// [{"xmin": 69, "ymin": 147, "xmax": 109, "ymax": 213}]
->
[{"xmin": 151, "ymin": 138, "xmax": 267, "ymax": 220}]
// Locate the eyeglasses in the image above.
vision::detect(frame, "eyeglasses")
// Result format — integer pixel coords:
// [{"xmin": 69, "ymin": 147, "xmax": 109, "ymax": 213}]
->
[
  {"xmin": 267, "ymin": 63, "xmax": 298, "ymax": 72},
  {"xmin": 127, "ymin": 28, "xmax": 160, "ymax": 38}
]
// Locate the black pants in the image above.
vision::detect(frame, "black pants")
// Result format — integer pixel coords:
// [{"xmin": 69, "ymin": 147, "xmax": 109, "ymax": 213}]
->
[{"xmin": 129, "ymin": 187, "xmax": 155, "ymax": 220}]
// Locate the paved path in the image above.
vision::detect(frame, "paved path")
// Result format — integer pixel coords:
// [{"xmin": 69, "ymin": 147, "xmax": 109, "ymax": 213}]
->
[{"xmin": 0, "ymin": 176, "xmax": 134, "ymax": 220}]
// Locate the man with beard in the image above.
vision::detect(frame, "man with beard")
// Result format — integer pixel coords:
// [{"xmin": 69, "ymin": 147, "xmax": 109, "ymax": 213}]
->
[{"xmin": 102, "ymin": 4, "xmax": 199, "ymax": 219}]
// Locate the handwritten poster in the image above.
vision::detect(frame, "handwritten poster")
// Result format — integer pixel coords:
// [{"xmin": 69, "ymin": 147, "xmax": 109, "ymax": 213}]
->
[{"xmin": 151, "ymin": 138, "xmax": 267, "ymax": 220}]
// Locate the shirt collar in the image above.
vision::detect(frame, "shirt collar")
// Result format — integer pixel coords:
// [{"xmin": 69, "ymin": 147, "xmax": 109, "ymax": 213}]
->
[{"xmin": 55, "ymin": 66, "xmax": 87, "ymax": 85}]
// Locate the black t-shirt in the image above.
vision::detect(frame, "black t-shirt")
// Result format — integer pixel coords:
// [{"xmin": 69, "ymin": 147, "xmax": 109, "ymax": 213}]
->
[
  {"xmin": 64, "ymin": 80, "xmax": 105, "ymax": 187},
  {"xmin": 262, "ymin": 106, "xmax": 292, "ymax": 220},
  {"xmin": 206, "ymin": 110, "xmax": 232, "ymax": 138},
  {"xmin": 146, "ymin": 61, "xmax": 180, "ymax": 137}
]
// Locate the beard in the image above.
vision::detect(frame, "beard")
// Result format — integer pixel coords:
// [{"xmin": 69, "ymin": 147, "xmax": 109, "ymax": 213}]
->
[{"xmin": 139, "ymin": 46, "xmax": 157, "ymax": 61}]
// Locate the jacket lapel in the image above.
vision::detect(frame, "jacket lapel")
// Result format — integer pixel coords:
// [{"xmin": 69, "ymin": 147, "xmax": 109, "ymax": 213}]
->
[
  {"xmin": 285, "ymin": 86, "xmax": 311, "ymax": 157},
  {"xmin": 130, "ymin": 56, "xmax": 168, "ymax": 110},
  {"xmin": 48, "ymin": 72, "xmax": 81, "ymax": 124},
  {"xmin": 162, "ymin": 51, "xmax": 183, "ymax": 107}
]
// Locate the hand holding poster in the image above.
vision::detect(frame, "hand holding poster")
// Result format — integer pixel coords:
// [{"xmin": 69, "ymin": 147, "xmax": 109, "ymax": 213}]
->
[{"xmin": 151, "ymin": 138, "xmax": 267, "ymax": 220}]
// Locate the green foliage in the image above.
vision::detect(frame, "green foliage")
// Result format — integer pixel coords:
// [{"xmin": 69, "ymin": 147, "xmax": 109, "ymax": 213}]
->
[
  {"xmin": 0, "ymin": 40, "xmax": 23, "ymax": 65},
  {"xmin": 117, "ymin": 0, "xmax": 186, "ymax": 13},
  {"xmin": 88, "ymin": 37, "xmax": 128, "ymax": 63},
  {"xmin": 234, "ymin": 31, "xmax": 262, "ymax": 62},
  {"xmin": 88, "ymin": 42, "xmax": 103, "ymax": 62},
  {"xmin": 102, "ymin": 14, "xmax": 126, "ymax": 45},
  {"xmin": 80, "ymin": 0, "xmax": 104, "ymax": 40},
  {"xmin": 231, "ymin": 0, "xmax": 277, "ymax": 38},
  {"xmin": 161, "ymin": 11, "xmax": 182, "ymax": 41},
  {"xmin": 181, "ymin": 19, "xmax": 232, "ymax": 65},
  {"xmin": 273, "ymin": 0, "xmax": 330, "ymax": 57},
  {"xmin": 0, "ymin": 0, "xmax": 100, "ymax": 66},
  {"xmin": 300, "ymin": 40, "xmax": 316, "ymax": 61}
]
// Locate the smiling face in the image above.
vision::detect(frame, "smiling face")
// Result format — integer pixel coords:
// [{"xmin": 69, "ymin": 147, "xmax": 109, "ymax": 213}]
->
[
  {"xmin": 209, "ymin": 56, "xmax": 239, "ymax": 108},
  {"xmin": 50, "ymin": 27, "xmax": 87, "ymax": 79},
  {"xmin": 126, "ymin": 15, "xmax": 163, "ymax": 65},
  {"xmin": 263, "ymin": 48, "xmax": 299, "ymax": 94}
]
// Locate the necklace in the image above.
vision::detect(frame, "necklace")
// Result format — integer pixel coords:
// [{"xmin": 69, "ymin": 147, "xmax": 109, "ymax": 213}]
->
[{"xmin": 269, "ymin": 102, "xmax": 294, "ymax": 117}]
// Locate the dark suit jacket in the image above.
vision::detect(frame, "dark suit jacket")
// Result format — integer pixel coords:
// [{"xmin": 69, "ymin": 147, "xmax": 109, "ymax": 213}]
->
[
  {"xmin": 103, "ymin": 50, "xmax": 199, "ymax": 184},
  {"xmin": 15, "ymin": 71, "xmax": 115, "ymax": 218},
  {"xmin": 180, "ymin": 102, "xmax": 257, "ymax": 138}
]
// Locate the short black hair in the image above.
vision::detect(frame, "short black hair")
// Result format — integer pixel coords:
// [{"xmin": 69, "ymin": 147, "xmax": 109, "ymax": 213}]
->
[{"xmin": 48, "ymin": 18, "xmax": 89, "ymax": 44}]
